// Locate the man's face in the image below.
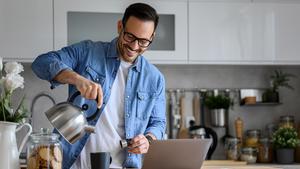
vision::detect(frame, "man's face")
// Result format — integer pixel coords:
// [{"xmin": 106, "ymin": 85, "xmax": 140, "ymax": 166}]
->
[{"xmin": 117, "ymin": 16, "xmax": 155, "ymax": 63}]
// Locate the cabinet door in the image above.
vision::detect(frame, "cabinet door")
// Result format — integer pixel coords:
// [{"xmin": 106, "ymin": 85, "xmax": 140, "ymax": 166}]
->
[
  {"xmin": 0, "ymin": 0, "xmax": 53, "ymax": 62},
  {"xmin": 270, "ymin": 2, "xmax": 300, "ymax": 64},
  {"xmin": 189, "ymin": 1, "xmax": 274, "ymax": 64},
  {"xmin": 54, "ymin": 0, "xmax": 187, "ymax": 64},
  {"xmin": 144, "ymin": 1, "xmax": 188, "ymax": 63},
  {"xmin": 252, "ymin": 0, "xmax": 300, "ymax": 64}
]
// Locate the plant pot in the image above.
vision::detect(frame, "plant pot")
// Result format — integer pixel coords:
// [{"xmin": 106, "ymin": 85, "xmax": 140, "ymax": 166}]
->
[
  {"xmin": 262, "ymin": 91, "xmax": 279, "ymax": 103},
  {"xmin": 276, "ymin": 148, "xmax": 294, "ymax": 164},
  {"xmin": 210, "ymin": 109, "xmax": 226, "ymax": 127}
]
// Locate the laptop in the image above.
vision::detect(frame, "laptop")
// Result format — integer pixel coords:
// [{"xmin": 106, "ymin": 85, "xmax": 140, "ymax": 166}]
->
[{"xmin": 142, "ymin": 139, "xmax": 212, "ymax": 169}]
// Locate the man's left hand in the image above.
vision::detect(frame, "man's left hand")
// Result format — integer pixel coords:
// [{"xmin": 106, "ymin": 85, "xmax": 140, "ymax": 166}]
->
[{"xmin": 127, "ymin": 134, "xmax": 151, "ymax": 154}]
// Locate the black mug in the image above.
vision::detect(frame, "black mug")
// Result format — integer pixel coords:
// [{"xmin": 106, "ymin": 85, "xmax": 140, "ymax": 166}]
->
[{"xmin": 90, "ymin": 152, "xmax": 112, "ymax": 169}]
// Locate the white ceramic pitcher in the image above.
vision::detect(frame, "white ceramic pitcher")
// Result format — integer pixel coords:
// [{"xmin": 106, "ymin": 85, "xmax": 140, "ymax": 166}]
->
[{"xmin": 0, "ymin": 121, "xmax": 32, "ymax": 169}]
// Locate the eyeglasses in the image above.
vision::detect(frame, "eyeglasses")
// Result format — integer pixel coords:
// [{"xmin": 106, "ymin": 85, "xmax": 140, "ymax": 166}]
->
[{"xmin": 122, "ymin": 31, "xmax": 152, "ymax": 48}]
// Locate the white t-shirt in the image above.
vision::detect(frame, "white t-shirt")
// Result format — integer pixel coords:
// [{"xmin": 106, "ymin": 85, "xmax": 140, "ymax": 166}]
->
[{"xmin": 71, "ymin": 60, "xmax": 132, "ymax": 169}]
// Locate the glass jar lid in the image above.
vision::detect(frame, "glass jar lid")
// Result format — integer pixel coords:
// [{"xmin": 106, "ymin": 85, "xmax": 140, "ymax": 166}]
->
[
  {"xmin": 190, "ymin": 128, "xmax": 206, "ymax": 136},
  {"xmin": 246, "ymin": 129, "xmax": 261, "ymax": 137},
  {"xmin": 29, "ymin": 128, "xmax": 59, "ymax": 143},
  {"xmin": 280, "ymin": 115, "xmax": 294, "ymax": 122},
  {"xmin": 241, "ymin": 147, "xmax": 258, "ymax": 154},
  {"xmin": 258, "ymin": 138, "xmax": 270, "ymax": 144},
  {"xmin": 226, "ymin": 137, "xmax": 240, "ymax": 143}
]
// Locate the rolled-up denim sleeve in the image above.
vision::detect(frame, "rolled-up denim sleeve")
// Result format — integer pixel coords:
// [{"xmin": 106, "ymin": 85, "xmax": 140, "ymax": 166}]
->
[
  {"xmin": 31, "ymin": 40, "xmax": 91, "ymax": 89},
  {"xmin": 144, "ymin": 74, "xmax": 166, "ymax": 140}
]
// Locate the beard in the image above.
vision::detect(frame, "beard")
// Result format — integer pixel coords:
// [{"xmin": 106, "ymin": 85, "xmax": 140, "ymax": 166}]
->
[{"xmin": 117, "ymin": 38, "xmax": 142, "ymax": 63}]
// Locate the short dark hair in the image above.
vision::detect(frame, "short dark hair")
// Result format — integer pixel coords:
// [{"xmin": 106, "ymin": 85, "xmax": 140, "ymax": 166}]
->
[{"xmin": 122, "ymin": 3, "xmax": 159, "ymax": 31}]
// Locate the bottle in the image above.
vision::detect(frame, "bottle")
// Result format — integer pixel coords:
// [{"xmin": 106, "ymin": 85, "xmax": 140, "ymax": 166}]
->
[
  {"xmin": 27, "ymin": 128, "xmax": 62, "ymax": 169},
  {"xmin": 235, "ymin": 117, "xmax": 244, "ymax": 144}
]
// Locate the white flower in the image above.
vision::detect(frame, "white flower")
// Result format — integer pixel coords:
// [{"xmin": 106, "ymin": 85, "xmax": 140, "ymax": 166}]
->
[
  {"xmin": 4, "ymin": 62, "xmax": 24, "ymax": 74},
  {"xmin": 3, "ymin": 73, "xmax": 24, "ymax": 92},
  {"xmin": 0, "ymin": 57, "xmax": 3, "ymax": 72}
]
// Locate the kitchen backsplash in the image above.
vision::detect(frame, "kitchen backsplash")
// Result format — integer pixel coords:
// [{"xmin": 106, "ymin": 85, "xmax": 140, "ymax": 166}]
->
[
  {"xmin": 16, "ymin": 63, "xmax": 300, "ymax": 159},
  {"xmin": 158, "ymin": 64, "xmax": 300, "ymax": 159}
]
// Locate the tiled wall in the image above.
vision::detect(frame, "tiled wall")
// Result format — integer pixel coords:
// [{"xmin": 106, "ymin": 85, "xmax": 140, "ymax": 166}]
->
[{"xmin": 16, "ymin": 63, "xmax": 300, "ymax": 158}]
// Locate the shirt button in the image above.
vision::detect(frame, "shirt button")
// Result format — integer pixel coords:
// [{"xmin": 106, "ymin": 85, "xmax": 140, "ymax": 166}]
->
[
  {"xmin": 95, "ymin": 78, "xmax": 99, "ymax": 82},
  {"xmin": 127, "ymin": 134, "xmax": 129, "ymax": 137},
  {"xmin": 127, "ymin": 96, "xmax": 130, "ymax": 98}
]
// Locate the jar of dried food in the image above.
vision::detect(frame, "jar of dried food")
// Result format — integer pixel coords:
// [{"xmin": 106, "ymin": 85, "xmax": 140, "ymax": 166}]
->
[
  {"xmin": 27, "ymin": 128, "xmax": 62, "ymax": 169},
  {"xmin": 257, "ymin": 138, "xmax": 273, "ymax": 163},
  {"xmin": 225, "ymin": 137, "xmax": 241, "ymax": 160},
  {"xmin": 241, "ymin": 147, "xmax": 258, "ymax": 164},
  {"xmin": 245, "ymin": 129, "xmax": 261, "ymax": 147},
  {"xmin": 279, "ymin": 115, "xmax": 295, "ymax": 128}
]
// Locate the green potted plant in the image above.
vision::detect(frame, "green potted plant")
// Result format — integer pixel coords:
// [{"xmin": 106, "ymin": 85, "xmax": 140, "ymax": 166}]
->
[
  {"xmin": 272, "ymin": 127, "xmax": 300, "ymax": 164},
  {"xmin": 205, "ymin": 95, "xmax": 232, "ymax": 127},
  {"xmin": 262, "ymin": 70, "xmax": 296, "ymax": 103}
]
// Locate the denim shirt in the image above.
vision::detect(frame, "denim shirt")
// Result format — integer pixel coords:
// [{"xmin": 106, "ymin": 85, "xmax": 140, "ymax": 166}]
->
[{"xmin": 31, "ymin": 38, "xmax": 166, "ymax": 169}]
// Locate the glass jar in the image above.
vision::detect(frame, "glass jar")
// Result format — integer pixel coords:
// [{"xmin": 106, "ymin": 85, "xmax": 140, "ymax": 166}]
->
[
  {"xmin": 265, "ymin": 123, "xmax": 278, "ymax": 140},
  {"xmin": 27, "ymin": 128, "xmax": 62, "ymax": 169},
  {"xmin": 245, "ymin": 129, "xmax": 261, "ymax": 147},
  {"xmin": 257, "ymin": 138, "xmax": 273, "ymax": 163},
  {"xmin": 279, "ymin": 115, "xmax": 295, "ymax": 128},
  {"xmin": 190, "ymin": 128, "xmax": 206, "ymax": 139},
  {"xmin": 240, "ymin": 147, "xmax": 258, "ymax": 164},
  {"xmin": 225, "ymin": 137, "xmax": 241, "ymax": 160}
]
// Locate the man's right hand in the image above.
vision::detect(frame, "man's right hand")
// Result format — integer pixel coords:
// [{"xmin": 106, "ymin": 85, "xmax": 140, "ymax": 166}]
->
[
  {"xmin": 54, "ymin": 69, "xmax": 103, "ymax": 108},
  {"xmin": 75, "ymin": 76, "xmax": 103, "ymax": 108}
]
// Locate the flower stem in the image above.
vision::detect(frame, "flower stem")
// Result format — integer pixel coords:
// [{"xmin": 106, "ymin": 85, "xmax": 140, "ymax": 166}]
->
[{"xmin": 2, "ymin": 98, "xmax": 6, "ymax": 121}]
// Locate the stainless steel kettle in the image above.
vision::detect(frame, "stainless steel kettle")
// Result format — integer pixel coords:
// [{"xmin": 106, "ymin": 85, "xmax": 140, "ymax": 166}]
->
[{"xmin": 45, "ymin": 91, "xmax": 100, "ymax": 144}]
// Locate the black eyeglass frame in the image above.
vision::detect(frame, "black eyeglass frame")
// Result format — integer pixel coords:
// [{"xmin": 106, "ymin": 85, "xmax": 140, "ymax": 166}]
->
[{"xmin": 122, "ymin": 30, "xmax": 153, "ymax": 48}]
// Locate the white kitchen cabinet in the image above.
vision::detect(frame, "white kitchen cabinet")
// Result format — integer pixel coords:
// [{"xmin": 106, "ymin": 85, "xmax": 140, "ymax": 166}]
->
[
  {"xmin": 189, "ymin": 1, "xmax": 275, "ymax": 64},
  {"xmin": 273, "ymin": 2, "xmax": 300, "ymax": 64},
  {"xmin": 54, "ymin": 0, "xmax": 188, "ymax": 64},
  {"xmin": 0, "ymin": 0, "xmax": 53, "ymax": 62},
  {"xmin": 253, "ymin": 1, "xmax": 300, "ymax": 64}
]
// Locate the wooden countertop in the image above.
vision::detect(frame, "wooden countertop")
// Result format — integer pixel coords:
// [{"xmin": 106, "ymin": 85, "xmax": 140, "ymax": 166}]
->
[
  {"xmin": 22, "ymin": 161, "xmax": 300, "ymax": 169},
  {"xmin": 202, "ymin": 167, "xmax": 281, "ymax": 169},
  {"xmin": 201, "ymin": 160, "xmax": 281, "ymax": 169}
]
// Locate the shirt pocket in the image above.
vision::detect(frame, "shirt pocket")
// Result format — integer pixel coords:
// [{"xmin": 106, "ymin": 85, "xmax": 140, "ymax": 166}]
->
[
  {"xmin": 85, "ymin": 66, "xmax": 105, "ymax": 86},
  {"xmin": 136, "ymin": 91, "xmax": 157, "ymax": 120}
]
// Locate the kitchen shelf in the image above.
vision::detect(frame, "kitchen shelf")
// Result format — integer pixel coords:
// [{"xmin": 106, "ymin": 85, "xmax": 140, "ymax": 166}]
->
[
  {"xmin": 239, "ymin": 89, "xmax": 282, "ymax": 106},
  {"xmin": 240, "ymin": 102, "xmax": 282, "ymax": 106}
]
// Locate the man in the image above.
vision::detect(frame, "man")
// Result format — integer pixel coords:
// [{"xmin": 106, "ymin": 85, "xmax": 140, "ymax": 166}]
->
[{"xmin": 32, "ymin": 3, "xmax": 166, "ymax": 169}]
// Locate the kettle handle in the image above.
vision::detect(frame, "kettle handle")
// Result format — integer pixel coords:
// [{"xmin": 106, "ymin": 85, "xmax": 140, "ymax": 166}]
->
[
  {"xmin": 68, "ymin": 91, "xmax": 81, "ymax": 102},
  {"xmin": 68, "ymin": 91, "xmax": 101, "ymax": 122}
]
